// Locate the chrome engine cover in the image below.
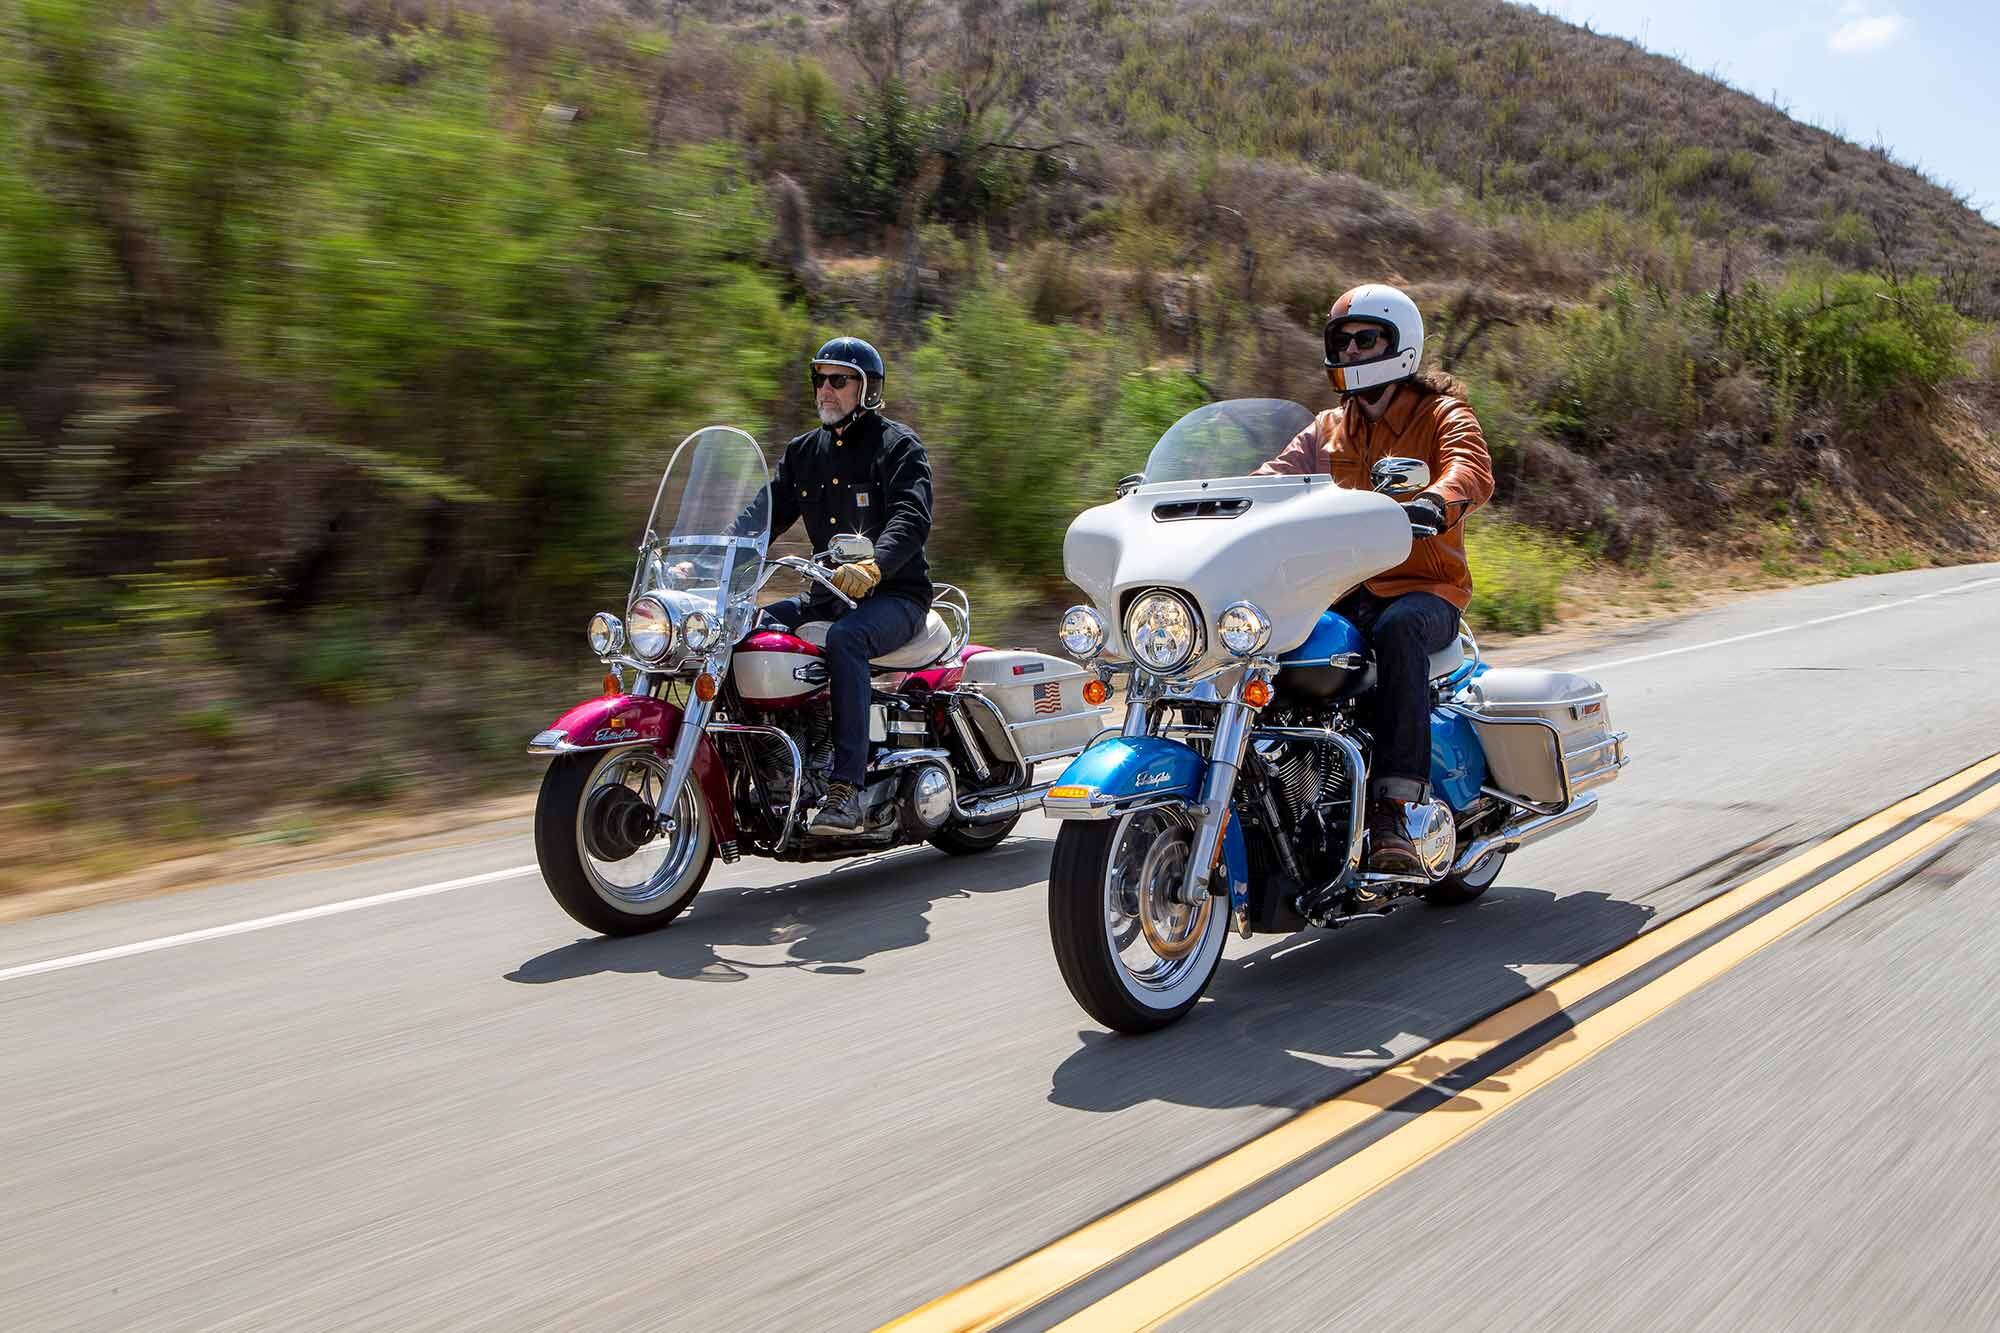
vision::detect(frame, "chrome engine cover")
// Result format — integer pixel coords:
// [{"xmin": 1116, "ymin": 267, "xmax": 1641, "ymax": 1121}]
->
[{"xmin": 1406, "ymin": 797, "xmax": 1459, "ymax": 879}]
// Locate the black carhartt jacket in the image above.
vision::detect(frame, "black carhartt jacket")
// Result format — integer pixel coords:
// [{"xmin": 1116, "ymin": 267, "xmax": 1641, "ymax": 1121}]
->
[{"xmin": 766, "ymin": 411, "xmax": 934, "ymax": 607}]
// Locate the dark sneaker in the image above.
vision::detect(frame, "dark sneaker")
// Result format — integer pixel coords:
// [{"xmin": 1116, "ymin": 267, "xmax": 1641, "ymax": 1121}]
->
[
  {"xmin": 1365, "ymin": 799, "xmax": 1424, "ymax": 874},
  {"xmin": 810, "ymin": 781, "xmax": 864, "ymax": 836}
]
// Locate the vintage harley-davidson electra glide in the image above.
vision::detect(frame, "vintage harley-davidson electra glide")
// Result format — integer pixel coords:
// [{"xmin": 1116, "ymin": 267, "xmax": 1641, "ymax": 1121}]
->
[
  {"xmin": 528, "ymin": 427, "xmax": 1107, "ymax": 936},
  {"xmin": 1042, "ymin": 400, "xmax": 1629, "ymax": 1032}
]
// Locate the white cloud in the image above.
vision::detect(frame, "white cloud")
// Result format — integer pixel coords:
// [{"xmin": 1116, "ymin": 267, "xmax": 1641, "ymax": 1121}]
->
[{"xmin": 1829, "ymin": 12, "xmax": 1907, "ymax": 53}]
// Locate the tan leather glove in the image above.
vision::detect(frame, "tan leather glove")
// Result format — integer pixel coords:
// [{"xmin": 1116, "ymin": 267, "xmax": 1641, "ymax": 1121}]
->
[{"xmin": 830, "ymin": 559, "xmax": 882, "ymax": 599}]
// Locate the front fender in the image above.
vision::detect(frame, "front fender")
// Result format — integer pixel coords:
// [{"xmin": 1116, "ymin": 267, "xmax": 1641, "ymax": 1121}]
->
[
  {"xmin": 530, "ymin": 694, "xmax": 737, "ymax": 846},
  {"xmin": 1043, "ymin": 735, "xmax": 1249, "ymax": 919},
  {"xmin": 1043, "ymin": 735, "xmax": 1206, "ymax": 815}
]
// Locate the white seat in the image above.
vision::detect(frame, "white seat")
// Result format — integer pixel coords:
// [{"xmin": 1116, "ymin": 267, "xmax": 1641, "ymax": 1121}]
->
[
  {"xmin": 793, "ymin": 610, "xmax": 955, "ymax": 671},
  {"xmin": 1427, "ymin": 636, "xmax": 1463, "ymax": 681},
  {"xmin": 1354, "ymin": 637, "xmax": 1466, "ymax": 694}
]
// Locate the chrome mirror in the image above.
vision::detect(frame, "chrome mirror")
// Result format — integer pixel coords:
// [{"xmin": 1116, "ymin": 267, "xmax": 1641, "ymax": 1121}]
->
[
  {"xmin": 829, "ymin": 532, "xmax": 876, "ymax": 565},
  {"xmin": 1369, "ymin": 457, "xmax": 1431, "ymax": 498}
]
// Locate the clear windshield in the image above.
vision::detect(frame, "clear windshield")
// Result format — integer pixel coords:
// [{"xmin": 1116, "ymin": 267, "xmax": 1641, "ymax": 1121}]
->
[
  {"xmin": 631, "ymin": 427, "xmax": 772, "ymax": 612},
  {"xmin": 1141, "ymin": 399, "xmax": 1316, "ymax": 485}
]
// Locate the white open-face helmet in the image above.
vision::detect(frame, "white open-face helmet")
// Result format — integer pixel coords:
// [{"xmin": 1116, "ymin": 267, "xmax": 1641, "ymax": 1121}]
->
[{"xmin": 1322, "ymin": 283, "xmax": 1423, "ymax": 395}]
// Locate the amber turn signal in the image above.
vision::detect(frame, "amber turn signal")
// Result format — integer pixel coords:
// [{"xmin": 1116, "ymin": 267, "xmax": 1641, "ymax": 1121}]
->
[
  {"xmin": 694, "ymin": 673, "xmax": 719, "ymax": 702},
  {"xmin": 1082, "ymin": 678, "xmax": 1110, "ymax": 707},
  {"xmin": 1242, "ymin": 678, "xmax": 1273, "ymax": 709},
  {"xmin": 601, "ymin": 673, "xmax": 622, "ymax": 696}
]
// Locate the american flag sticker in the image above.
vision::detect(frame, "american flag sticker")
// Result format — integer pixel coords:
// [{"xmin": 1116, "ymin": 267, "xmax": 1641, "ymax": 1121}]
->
[{"xmin": 1032, "ymin": 681, "xmax": 1062, "ymax": 715}]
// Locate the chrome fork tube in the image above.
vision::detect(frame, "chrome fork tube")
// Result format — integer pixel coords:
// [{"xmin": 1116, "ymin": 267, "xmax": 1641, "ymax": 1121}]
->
[
  {"xmin": 1176, "ymin": 697, "xmax": 1253, "ymax": 904},
  {"xmin": 652, "ymin": 654, "xmax": 725, "ymax": 825},
  {"xmin": 1121, "ymin": 673, "xmax": 1154, "ymax": 738}
]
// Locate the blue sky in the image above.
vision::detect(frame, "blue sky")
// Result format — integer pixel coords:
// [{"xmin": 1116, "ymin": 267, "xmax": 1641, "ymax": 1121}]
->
[{"xmin": 1524, "ymin": 0, "xmax": 2000, "ymax": 226}]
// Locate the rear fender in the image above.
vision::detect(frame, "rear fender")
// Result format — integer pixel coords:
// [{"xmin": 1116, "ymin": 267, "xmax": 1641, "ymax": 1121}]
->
[
  {"xmin": 529, "ymin": 694, "xmax": 737, "ymax": 845},
  {"xmin": 1043, "ymin": 735, "xmax": 1249, "ymax": 917}
]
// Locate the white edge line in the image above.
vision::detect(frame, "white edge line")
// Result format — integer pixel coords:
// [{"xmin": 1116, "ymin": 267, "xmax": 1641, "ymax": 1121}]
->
[
  {"xmin": 1571, "ymin": 574, "xmax": 2000, "ymax": 672},
  {"xmin": 0, "ymin": 864, "xmax": 536, "ymax": 984},
  {"xmin": 8, "ymin": 572, "xmax": 1998, "ymax": 985}
]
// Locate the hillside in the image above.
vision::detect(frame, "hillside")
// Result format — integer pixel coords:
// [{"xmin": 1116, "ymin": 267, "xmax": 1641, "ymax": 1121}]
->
[{"xmin": 1, "ymin": 0, "xmax": 1997, "ymax": 881}]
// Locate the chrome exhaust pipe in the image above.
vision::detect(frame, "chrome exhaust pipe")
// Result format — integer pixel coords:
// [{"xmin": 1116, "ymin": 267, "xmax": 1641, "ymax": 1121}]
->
[
  {"xmin": 1451, "ymin": 793, "xmax": 1599, "ymax": 876},
  {"xmin": 959, "ymin": 784, "xmax": 1052, "ymax": 823}
]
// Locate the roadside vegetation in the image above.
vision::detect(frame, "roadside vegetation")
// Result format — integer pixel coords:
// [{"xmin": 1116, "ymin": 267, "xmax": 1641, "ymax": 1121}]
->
[{"xmin": 2, "ymin": 0, "xmax": 1995, "ymax": 881}]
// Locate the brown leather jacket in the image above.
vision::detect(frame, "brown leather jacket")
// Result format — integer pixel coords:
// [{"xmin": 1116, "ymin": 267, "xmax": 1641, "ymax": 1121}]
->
[{"xmin": 1255, "ymin": 386, "xmax": 1495, "ymax": 610}]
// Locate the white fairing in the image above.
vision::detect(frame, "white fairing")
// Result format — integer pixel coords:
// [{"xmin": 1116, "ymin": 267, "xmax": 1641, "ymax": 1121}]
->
[{"xmin": 1064, "ymin": 473, "xmax": 1411, "ymax": 671}]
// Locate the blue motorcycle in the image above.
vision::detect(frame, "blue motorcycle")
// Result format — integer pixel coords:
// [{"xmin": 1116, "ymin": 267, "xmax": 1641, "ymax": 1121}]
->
[{"xmin": 1043, "ymin": 400, "xmax": 1628, "ymax": 1032}]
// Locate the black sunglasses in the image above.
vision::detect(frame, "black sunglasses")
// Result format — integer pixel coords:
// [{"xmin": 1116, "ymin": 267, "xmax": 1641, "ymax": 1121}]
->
[
  {"xmin": 811, "ymin": 370, "xmax": 859, "ymax": 390},
  {"xmin": 1326, "ymin": 327, "xmax": 1390, "ymax": 354}
]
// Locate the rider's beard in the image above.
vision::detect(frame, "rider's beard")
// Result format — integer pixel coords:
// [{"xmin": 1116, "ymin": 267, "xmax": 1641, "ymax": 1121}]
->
[{"xmin": 817, "ymin": 400, "xmax": 846, "ymax": 425}]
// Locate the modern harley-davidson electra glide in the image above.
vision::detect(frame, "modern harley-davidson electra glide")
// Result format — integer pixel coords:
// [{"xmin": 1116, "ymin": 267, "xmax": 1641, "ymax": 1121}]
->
[
  {"xmin": 1041, "ymin": 399, "xmax": 1629, "ymax": 1032},
  {"xmin": 528, "ymin": 426, "xmax": 1108, "ymax": 936}
]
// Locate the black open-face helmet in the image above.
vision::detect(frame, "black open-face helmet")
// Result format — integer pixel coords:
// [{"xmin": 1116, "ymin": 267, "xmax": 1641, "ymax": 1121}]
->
[{"xmin": 811, "ymin": 336, "xmax": 885, "ymax": 412}]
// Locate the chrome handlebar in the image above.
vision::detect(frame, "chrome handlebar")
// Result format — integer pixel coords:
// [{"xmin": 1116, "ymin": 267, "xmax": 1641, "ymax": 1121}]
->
[{"xmin": 761, "ymin": 554, "xmax": 858, "ymax": 609}]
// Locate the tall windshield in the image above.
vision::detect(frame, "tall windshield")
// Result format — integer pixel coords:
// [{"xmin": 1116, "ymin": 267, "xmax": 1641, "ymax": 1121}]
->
[
  {"xmin": 632, "ymin": 427, "xmax": 771, "ymax": 612},
  {"xmin": 1141, "ymin": 399, "xmax": 1316, "ymax": 485}
]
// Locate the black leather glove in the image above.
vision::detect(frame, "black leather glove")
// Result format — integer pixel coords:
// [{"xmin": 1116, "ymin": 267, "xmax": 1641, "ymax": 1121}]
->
[{"xmin": 1406, "ymin": 494, "xmax": 1447, "ymax": 537}]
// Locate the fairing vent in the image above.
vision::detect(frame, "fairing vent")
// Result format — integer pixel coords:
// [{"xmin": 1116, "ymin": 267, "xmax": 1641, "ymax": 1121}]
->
[{"xmin": 1152, "ymin": 497, "xmax": 1252, "ymax": 522}]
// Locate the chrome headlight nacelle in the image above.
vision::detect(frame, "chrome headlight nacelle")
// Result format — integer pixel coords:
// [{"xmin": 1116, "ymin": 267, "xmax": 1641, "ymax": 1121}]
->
[
  {"xmin": 1216, "ymin": 600, "xmax": 1272, "ymax": 657},
  {"xmin": 1059, "ymin": 605, "xmax": 1107, "ymax": 660},
  {"xmin": 588, "ymin": 611, "xmax": 625, "ymax": 656},
  {"xmin": 627, "ymin": 595, "xmax": 680, "ymax": 663},
  {"xmin": 1123, "ymin": 589, "xmax": 1202, "ymax": 674}
]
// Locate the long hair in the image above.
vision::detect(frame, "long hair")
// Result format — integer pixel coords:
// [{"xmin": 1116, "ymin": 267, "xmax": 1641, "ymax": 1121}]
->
[{"xmin": 1407, "ymin": 367, "xmax": 1468, "ymax": 399}]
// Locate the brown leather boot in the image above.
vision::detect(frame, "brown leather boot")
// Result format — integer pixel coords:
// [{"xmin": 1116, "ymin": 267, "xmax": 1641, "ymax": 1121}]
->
[{"xmin": 1366, "ymin": 798, "xmax": 1424, "ymax": 874}]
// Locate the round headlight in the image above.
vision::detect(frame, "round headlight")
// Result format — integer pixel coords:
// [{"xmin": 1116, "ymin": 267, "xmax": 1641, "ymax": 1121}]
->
[
  {"xmin": 587, "ymin": 612, "xmax": 625, "ymax": 656},
  {"xmin": 1124, "ymin": 590, "xmax": 1201, "ymax": 674},
  {"xmin": 628, "ymin": 595, "xmax": 678, "ymax": 663},
  {"xmin": 1217, "ymin": 601, "xmax": 1272, "ymax": 657},
  {"xmin": 682, "ymin": 609, "xmax": 721, "ymax": 654},
  {"xmin": 1059, "ymin": 605, "xmax": 1106, "ymax": 659}
]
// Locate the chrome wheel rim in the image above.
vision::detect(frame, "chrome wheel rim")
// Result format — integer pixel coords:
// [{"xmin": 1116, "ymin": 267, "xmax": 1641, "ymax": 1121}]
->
[
  {"xmin": 576, "ymin": 748, "xmax": 707, "ymax": 912},
  {"xmin": 1103, "ymin": 809, "xmax": 1216, "ymax": 992}
]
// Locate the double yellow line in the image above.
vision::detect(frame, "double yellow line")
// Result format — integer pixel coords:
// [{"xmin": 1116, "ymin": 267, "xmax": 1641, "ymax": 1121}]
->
[{"xmin": 883, "ymin": 751, "xmax": 2000, "ymax": 1333}]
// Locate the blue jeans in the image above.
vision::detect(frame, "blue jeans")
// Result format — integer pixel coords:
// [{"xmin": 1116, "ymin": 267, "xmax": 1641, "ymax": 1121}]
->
[
  {"xmin": 1334, "ymin": 589, "xmax": 1460, "ymax": 801},
  {"xmin": 762, "ymin": 593, "xmax": 928, "ymax": 785}
]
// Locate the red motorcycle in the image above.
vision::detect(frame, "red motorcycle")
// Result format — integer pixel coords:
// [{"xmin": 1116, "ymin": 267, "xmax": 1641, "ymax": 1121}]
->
[{"xmin": 528, "ymin": 426, "xmax": 1108, "ymax": 935}]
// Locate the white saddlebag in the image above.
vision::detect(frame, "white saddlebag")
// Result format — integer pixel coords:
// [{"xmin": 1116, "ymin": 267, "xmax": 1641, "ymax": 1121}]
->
[
  {"xmin": 1456, "ymin": 667, "xmax": 1627, "ymax": 809},
  {"xmin": 959, "ymin": 651, "xmax": 1110, "ymax": 766}
]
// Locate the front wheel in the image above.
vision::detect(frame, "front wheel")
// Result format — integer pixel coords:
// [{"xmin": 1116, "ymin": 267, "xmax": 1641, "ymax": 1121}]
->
[
  {"xmin": 1048, "ymin": 809, "xmax": 1228, "ymax": 1034},
  {"xmin": 535, "ymin": 747, "xmax": 715, "ymax": 936}
]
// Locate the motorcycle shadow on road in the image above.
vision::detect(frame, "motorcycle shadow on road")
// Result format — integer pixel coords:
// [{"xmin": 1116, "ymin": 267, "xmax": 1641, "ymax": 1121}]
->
[
  {"xmin": 505, "ymin": 837, "xmax": 1050, "ymax": 986},
  {"xmin": 1048, "ymin": 884, "xmax": 1654, "ymax": 1116}
]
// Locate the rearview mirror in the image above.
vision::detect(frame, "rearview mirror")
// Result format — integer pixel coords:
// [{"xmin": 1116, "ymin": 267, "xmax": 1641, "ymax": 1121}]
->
[
  {"xmin": 829, "ymin": 532, "xmax": 876, "ymax": 565},
  {"xmin": 1369, "ymin": 457, "xmax": 1431, "ymax": 498}
]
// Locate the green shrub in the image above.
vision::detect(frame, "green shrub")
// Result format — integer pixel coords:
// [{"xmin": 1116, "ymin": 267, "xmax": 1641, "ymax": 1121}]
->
[
  {"xmin": 1466, "ymin": 520, "xmax": 1577, "ymax": 634},
  {"xmin": 1729, "ymin": 273, "xmax": 1966, "ymax": 404},
  {"xmin": 1537, "ymin": 279, "xmax": 1700, "ymax": 438},
  {"xmin": 290, "ymin": 614, "xmax": 390, "ymax": 705},
  {"xmin": 179, "ymin": 703, "xmax": 241, "ymax": 748},
  {"xmin": 914, "ymin": 283, "xmax": 1206, "ymax": 580}
]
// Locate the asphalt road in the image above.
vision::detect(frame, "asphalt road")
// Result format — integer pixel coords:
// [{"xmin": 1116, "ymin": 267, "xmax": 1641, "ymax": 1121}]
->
[{"xmin": 6, "ymin": 562, "xmax": 2000, "ymax": 1331}]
